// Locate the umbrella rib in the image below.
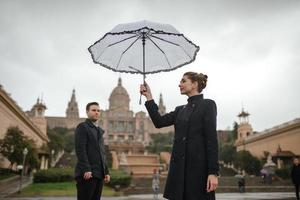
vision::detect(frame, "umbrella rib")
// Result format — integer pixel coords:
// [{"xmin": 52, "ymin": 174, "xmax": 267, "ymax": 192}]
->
[
  {"xmin": 146, "ymin": 35, "xmax": 172, "ymax": 69},
  {"xmin": 149, "ymin": 34, "xmax": 180, "ymax": 46},
  {"xmin": 107, "ymin": 34, "xmax": 138, "ymax": 47},
  {"xmin": 95, "ymin": 34, "xmax": 138, "ymax": 62},
  {"xmin": 116, "ymin": 35, "xmax": 142, "ymax": 70},
  {"xmin": 149, "ymin": 35, "xmax": 192, "ymax": 59}
]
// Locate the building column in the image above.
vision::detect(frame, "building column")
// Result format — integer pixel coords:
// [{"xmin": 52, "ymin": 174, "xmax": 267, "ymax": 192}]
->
[
  {"xmin": 44, "ymin": 157, "xmax": 49, "ymax": 170},
  {"xmin": 40, "ymin": 155, "xmax": 45, "ymax": 170}
]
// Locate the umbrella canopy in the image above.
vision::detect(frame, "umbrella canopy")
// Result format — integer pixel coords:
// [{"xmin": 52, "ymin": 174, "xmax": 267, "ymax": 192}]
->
[
  {"xmin": 260, "ymin": 169, "xmax": 268, "ymax": 174},
  {"xmin": 88, "ymin": 20, "xmax": 199, "ymax": 75}
]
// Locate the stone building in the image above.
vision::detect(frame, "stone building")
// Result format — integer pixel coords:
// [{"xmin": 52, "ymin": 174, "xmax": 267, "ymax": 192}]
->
[
  {"xmin": 45, "ymin": 78, "xmax": 174, "ymax": 176},
  {"xmin": 46, "ymin": 78, "xmax": 174, "ymax": 151},
  {"xmin": 235, "ymin": 108, "xmax": 300, "ymax": 168},
  {"xmin": 0, "ymin": 85, "xmax": 49, "ymax": 169},
  {"xmin": 100, "ymin": 78, "xmax": 172, "ymax": 154}
]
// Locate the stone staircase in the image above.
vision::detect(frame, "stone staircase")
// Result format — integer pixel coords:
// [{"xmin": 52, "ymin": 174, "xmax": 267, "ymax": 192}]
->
[
  {"xmin": 119, "ymin": 154, "xmax": 165, "ymax": 177},
  {"xmin": 217, "ymin": 176, "xmax": 293, "ymax": 193},
  {"xmin": 123, "ymin": 176, "xmax": 294, "ymax": 195}
]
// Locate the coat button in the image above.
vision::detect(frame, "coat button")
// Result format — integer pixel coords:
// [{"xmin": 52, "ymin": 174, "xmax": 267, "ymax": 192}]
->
[
  {"xmin": 182, "ymin": 137, "xmax": 186, "ymax": 141},
  {"xmin": 182, "ymin": 155, "xmax": 185, "ymax": 159}
]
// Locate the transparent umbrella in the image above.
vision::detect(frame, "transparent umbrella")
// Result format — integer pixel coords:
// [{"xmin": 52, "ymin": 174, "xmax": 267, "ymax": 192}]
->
[{"xmin": 88, "ymin": 20, "xmax": 200, "ymax": 103}]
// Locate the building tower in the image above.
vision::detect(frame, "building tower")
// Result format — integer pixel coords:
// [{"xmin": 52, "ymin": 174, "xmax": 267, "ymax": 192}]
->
[
  {"xmin": 108, "ymin": 77, "xmax": 130, "ymax": 111},
  {"xmin": 236, "ymin": 108, "xmax": 253, "ymax": 142},
  {"xmin": 66, "ymin": 89, "xmax": 79, "ymax": 119},
  {"xmin": 28, "ymin": 97, "xmax": 47, "ymax": 135},
  {"xmin": 158, "ymin": 93, "xmax": 166, "ymax": 115}
]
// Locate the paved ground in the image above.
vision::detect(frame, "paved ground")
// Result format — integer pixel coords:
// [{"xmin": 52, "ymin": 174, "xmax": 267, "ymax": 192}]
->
[
  {"xmin": 0, "ymin": 177, "xmax": 296, "ymax": 199},
  {"xmin": 0, "ymin": 193, "xmax": 296, "ymax": 200},
  {"xmin": 0, "ymin": 176, "xmax": 32, "ymax": 198}
]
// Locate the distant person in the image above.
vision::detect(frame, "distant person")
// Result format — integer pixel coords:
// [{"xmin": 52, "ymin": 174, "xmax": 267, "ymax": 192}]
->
[
  {"xmin": 260, "ymin": 170, "xmax": 267, "ymax": 184},
  {"xmin": 238, "ymin": 176, "xmax": 246, "ymax": 193},
  {"xmin": 140, "ymin": 72, "xmax": 219, "ymax": 200},
  {"xmin": 152, "ymin": 169, "xmax": 160, "ymax": 199},
  {"xmin": 291, "ymin": 157, "xmax": 300, "ymax": 200},
  {"xmin": 74, "ymin": 102, "xmax": 110, "ymax": 200}
]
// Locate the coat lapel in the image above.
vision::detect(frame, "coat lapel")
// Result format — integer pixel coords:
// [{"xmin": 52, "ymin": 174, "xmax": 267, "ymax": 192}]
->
[{"xmin": 85, "ymin": 119, "xmax": 102, "ymax": 153}]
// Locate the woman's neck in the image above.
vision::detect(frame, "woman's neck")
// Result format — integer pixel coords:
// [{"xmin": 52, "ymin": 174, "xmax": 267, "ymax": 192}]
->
[{"xmin": 187, "ymin": 91, "xmax": 200, "ymax": 97}]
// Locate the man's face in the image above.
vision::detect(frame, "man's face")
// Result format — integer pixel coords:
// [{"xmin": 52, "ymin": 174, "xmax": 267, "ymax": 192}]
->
[
  {"xmin": 86, "ymin": 105, "xmax": 100, "ymax": 122},
  {"xmin": 293, "ymin": 158, "xmax": 299, "ymax": 165}
]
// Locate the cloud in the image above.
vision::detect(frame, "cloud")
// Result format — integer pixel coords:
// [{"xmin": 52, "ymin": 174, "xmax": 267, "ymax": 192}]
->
[{"xmin": 0, "ymin": 0, "xmax": 299, "ymax": 131}]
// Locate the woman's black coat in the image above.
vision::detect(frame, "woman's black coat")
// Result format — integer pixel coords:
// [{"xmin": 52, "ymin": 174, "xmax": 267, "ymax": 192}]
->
[{"xmin": 145, "ymin": 94, "xmax": 219, "ymax": 200}]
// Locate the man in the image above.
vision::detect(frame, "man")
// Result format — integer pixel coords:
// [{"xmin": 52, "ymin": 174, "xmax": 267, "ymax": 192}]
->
[
  {"xmin": 75, "ymin": 102, "xmax": 110, "ymax": 200},
  {"xmin": 291, "ymin": 157, "xmax": 300, "ymax": 200}
]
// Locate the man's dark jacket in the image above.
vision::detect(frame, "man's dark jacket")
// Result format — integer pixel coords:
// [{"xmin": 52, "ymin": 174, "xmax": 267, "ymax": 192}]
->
[
  {"xmin": 291, "ymin": 164, "xmax": 300, "ymax": 185},
  {"xmin": 145, "ymin": 94, "xmax": 219, "ymax": 200},
  {"xmin": 74, "ymin": 119, "xmax": 109, "ymax": 179}
]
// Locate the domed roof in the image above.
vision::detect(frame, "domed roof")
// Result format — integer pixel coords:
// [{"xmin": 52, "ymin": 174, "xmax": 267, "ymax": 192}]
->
[{"xmin": 109, "ymin": 78, "xmax": 130, "ymax": 110}]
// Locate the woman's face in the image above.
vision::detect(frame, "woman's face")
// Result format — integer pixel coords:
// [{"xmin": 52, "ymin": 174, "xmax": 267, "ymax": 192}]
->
[{"xmin": 179, "ymin": 75, "xmax": 198, "ymax": 96}]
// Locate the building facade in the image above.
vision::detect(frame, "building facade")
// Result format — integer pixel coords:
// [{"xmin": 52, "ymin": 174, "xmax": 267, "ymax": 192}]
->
[
  {"xmin": 46, "ymin": 78, "xmax": 174, "ymax": 153},
  {"xmin": 235, "ymin": 109, "xmax": 300, "ymax": 168},
  {"xmin": 0, "ymin": 85, "xmax": 49, "ymax": 169}
]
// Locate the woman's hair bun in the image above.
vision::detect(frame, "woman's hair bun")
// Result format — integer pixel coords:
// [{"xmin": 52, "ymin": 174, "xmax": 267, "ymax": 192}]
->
[{"xmin": 198, "ymin": 73, "xmax": 208, "ymax": 89}]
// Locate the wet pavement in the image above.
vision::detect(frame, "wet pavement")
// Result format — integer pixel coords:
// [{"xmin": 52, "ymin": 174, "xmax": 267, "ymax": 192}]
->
[
  {"xmin": 0, "ymin": 192, "xmax": 296, "ymax": 200},
  {"xmin": 0, "ymin": 176, "xmax": 296, "ymax": 199}
]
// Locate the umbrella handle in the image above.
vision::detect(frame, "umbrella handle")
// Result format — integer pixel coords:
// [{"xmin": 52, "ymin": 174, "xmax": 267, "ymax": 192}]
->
[
  {"xmin": 139, "ymin": 75, "xmax": 146, "ymax": 105},
  {"xmin": 139, "ymin": 94, "xmax": 142, "ymax": 105}
]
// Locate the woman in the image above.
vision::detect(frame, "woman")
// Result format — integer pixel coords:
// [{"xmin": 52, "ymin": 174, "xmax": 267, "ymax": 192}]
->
[{"xmin": 140, "ymin": 72, "xmax": 219, "ymax": 200}]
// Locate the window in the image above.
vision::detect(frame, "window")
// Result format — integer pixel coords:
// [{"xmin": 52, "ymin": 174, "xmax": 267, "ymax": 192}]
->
[
  {"xmin": 128, "ymin": 135, "xmax": 134, "ymax": 140},
  {"xmin": 117, "ymin": 121, "xmax": 125, "ymax": 132},
  {"xmin": 109, "ymin": 135, "xmax": 114, "ymax": 140},
  {"xmin": 127, "ymin": 122, "xmax": 134, "ymax": 132},
  {"xmin": 118, "ymin": 135, "xmax": 125, "ymax": 141},
  {"xmin": 109, "ymin": 121, "xmax": 113, "ymax": 131}
]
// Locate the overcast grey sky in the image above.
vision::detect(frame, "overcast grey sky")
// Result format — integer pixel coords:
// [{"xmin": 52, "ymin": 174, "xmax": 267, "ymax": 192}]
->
[{"xmin": 0, "ymin": 0, "xmax": 299, "ymax": 131}]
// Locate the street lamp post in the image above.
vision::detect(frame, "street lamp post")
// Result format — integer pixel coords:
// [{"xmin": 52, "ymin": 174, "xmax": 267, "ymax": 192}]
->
[
  {"xmin": 51, "ymin": 149, "xmax": 55, "ymax": 167},
  {"xmin": 18, "ymin": 147, "xmax": 28, "ymax": 193}
]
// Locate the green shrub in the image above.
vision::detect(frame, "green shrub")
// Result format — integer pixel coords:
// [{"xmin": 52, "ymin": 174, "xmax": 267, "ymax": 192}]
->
[
  {"xmin": 276, "ymin": 167, "xmax": 290, "ymax": 180},
  {"xmin": 34, "ymin": 168, "xmax": 132, "ymax": 188},
  {"xmin": 107, "ymin": 169, "xmax": 131, "ymax": 188},
  {"xmin": 233, "ymin": 150, "xmax": 262, "ymax": 175},
  {"xmin": 0, "ymin": 168, "xmax": 13, "ymax": 174},
  {"xmin": 34, "ymin": 168, "xmax": 74, "ymax": 183},
  {"xmin": 0, "ymin": 168, "xmax": 19, "ymax": 175},
  {"xmin": 0, "ymin": 168, "xmax": 18, "ymax": 180}
]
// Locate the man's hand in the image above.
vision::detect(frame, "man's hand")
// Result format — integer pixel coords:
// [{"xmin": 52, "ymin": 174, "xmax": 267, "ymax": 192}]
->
[
  {"xmin": 83, "ymin": 172, "xmax": 93, "ymax": 180},
  {"xmin": 206, "ymin": 174, "xmax": 218, "ymax": 192},
  {"xmin": 104, "ymin": 175, "xmax": 110, "ymax": 183}
]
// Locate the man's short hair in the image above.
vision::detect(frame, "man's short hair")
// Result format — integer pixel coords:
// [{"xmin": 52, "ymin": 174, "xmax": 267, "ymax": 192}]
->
[{"xmin": 86, "ymin": 102, "xmax": 99, "ymax": 111}]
